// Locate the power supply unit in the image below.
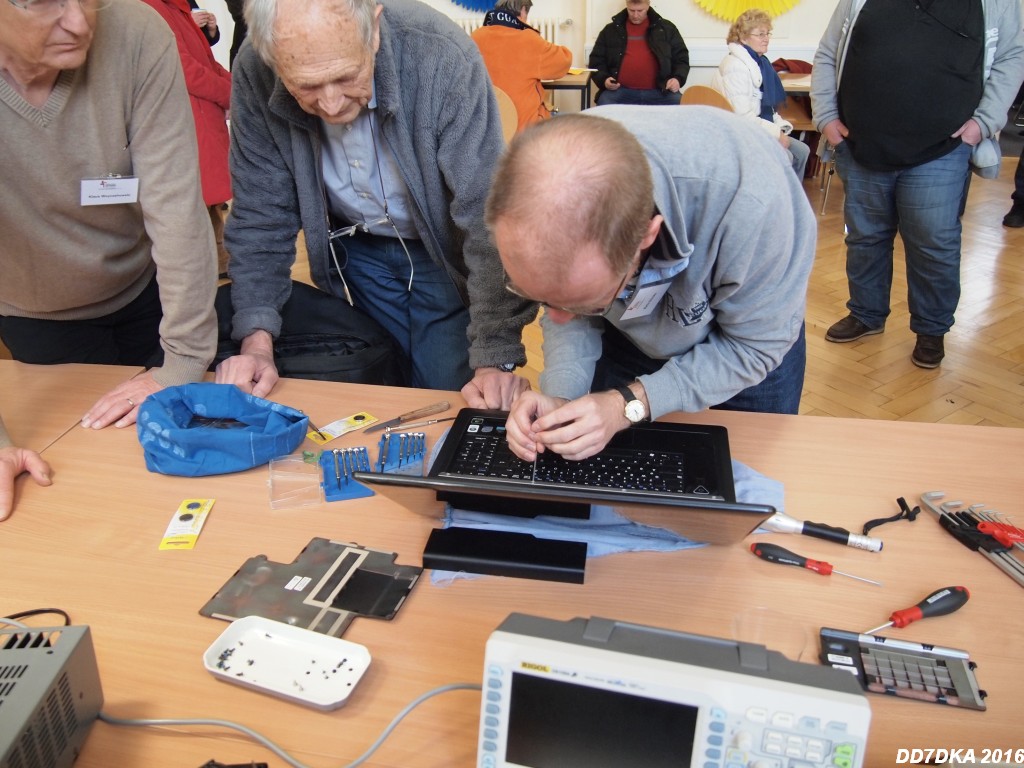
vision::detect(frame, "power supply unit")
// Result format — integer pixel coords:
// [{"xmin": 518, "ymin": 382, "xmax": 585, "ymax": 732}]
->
[{"xmin": 0, "ymin": 625, "xmax": 103, "ymax": 768}]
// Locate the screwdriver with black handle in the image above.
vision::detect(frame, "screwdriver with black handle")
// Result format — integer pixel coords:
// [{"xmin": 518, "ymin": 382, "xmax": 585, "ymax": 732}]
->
[
  {"xmin": 863, "ymin": 586, "xmax": 970, "ymax": 634},
  {"xmin": 749, "ymin": 542, "xmax": 882, "ymax": 586}
]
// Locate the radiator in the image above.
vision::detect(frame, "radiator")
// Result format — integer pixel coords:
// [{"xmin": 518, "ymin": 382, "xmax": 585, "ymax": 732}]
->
[{"xmin": 456, "ymin": 16, "xmax": 567, "ymax": 45}]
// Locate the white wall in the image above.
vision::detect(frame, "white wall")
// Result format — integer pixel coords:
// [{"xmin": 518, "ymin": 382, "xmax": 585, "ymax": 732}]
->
[
  {"xmin": 206, "ymin": 0, "xmax": 838, "ymax": 102},
  {"xmin": 425, "ymin": 0, "xmax": 837, "ymax": 93}
]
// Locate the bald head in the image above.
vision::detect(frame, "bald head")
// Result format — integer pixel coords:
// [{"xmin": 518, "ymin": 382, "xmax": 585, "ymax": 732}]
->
[{"xmin": 486, "ymin": 114, "xmax": 654, "ymax": 281}]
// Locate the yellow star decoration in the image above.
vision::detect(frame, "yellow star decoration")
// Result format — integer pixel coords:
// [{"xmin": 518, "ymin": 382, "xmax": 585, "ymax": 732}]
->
[{"xmin": 693, "ymin": 0, "xmax": 802, "ymax": 22}]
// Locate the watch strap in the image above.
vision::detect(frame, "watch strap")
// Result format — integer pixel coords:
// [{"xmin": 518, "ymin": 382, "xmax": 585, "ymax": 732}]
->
[{"xmin": 614, "ymin": 385, "xmax": 636, "ymax": 405}]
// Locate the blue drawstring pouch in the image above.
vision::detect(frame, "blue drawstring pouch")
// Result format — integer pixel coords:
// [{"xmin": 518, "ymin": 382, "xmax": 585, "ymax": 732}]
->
[{"xmin": 137, "ymin": 383, "xmax": 309, "ymax": 476}]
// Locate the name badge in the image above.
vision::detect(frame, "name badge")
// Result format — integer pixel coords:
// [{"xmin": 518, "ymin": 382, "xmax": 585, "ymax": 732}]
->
[
  {"xmin": 620, "ymin": 281, "xmax": 671, "ymax": 320},
  {"xmin": 81, "ymin": 176, "xmax": 139, "ymax": 206}
]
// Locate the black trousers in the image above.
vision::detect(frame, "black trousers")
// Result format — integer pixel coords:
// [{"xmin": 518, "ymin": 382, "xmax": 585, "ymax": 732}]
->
[{"xmin": 0, "ymin": 277, "xmax": 163, "ymax": 368}]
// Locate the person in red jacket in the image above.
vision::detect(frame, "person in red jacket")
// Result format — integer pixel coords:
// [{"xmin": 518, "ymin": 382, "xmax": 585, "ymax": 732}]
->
[
  {"xmin": 142, "ymin": 0, "xmax": 232, "ymax": 275},
  {"xmin": 473, "ymin": 0, "xmax": 572, "ymax": 133}
]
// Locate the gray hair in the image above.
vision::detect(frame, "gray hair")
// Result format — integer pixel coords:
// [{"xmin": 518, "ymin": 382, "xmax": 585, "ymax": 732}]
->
[
  {"xmin": 245, "ymin": 0, "xmax": 380, "ymax": 68},
  {"xmin": 494, "ymin": 0, "xmax": 533, "ymax": 15}
]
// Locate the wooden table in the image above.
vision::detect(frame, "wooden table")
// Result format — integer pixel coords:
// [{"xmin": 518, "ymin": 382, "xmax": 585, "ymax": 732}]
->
[
  {"xmin": 543, "ymin": 70, "xmax": 593, "ymax": 111},
  {"xmin": 3, "ymin": 369, "xmax": 1023, "ymax": 767},
  {"xmin": 780, "ymin": 72, "xmax": 812, "ymax": 93},
  {"xmin": 0, "ymin": 361, "xmax": 143, "ymax": 452}
]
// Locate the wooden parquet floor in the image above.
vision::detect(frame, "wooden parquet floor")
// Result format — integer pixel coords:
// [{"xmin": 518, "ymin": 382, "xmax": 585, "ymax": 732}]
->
[{"xmin": 522, "ymin": 157, "xmax": 1024, "ymax": 428}]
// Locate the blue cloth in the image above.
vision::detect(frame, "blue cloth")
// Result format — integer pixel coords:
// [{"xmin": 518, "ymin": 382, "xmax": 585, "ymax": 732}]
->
[
  {"xmin": 595, "ymin": 87, "xmax": 681, "ymax": 107},
  {"xmin": 137, "ymin": 383, "xmax": 308, "ymax": 476},
  {"xmin": 834, "ymin": 140, "xmax": 971, "ymax": 336},
  {"xmin": 430, "ymin": 459, "xmax": 784, "ymax": 584},
  {"xmin": 743, "ymin": 44, "xmax": 785, "ymax": 121},
  {"xmin": 331, "ymin": 229, "xmax": 472, "ymax": 390}
]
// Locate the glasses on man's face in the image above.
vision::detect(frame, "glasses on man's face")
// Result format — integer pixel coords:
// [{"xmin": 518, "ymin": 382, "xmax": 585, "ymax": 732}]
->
[
  {"xmin": 504, "ymin": 256, "xmax": 637, "ymax": 318},
  {"xmin": 8, "ymin": 0, "xmax": 112, "ymax": 18}
]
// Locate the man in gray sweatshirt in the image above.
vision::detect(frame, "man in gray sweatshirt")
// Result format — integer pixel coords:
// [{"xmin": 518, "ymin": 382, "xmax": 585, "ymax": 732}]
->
[{"xmin": 488, "ymin": 107, "xmax": 815, "ymax": 461}]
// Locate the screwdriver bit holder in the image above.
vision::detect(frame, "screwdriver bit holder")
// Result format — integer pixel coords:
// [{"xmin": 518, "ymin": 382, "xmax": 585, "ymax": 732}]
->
[
  {"xmin": 376, "ymin": 431, "xmax": 426, "ymax": 476},
  {"xmin": 920, "ymin": 491, "xmax": 1024, "ymax": 588},
  {"xmin": 320, "ymin": 447, "xmax": 374, "ymax": 502}
]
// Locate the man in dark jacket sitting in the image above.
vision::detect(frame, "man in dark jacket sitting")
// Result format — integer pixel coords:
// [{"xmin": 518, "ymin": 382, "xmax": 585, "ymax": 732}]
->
[{"xmin": 588, "ymin": 0, "xmax": 689, "ymax": 106}]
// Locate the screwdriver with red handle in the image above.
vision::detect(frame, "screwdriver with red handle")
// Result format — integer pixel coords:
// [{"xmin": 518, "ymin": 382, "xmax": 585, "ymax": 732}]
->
[
  {"xmin": 750, "ymin": 542, "xmax": 883, "ymax": 586},
  {"xmin": 863, "ymin": 586, "xmax": 970, "ymax": 635}
]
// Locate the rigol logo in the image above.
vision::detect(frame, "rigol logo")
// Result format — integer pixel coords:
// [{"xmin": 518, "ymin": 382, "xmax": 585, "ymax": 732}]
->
[{"xmin": 520, "ymin": 662, "xmax": 550, "ymax": 672}]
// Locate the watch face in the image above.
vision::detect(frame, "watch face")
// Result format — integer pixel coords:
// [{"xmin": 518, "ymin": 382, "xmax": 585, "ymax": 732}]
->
[{"xmin": 624, "ymin": 400, "xmax": 646, "ymax": 423}]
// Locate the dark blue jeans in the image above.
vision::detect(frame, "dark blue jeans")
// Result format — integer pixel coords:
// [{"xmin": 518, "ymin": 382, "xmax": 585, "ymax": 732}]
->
[
  {"xmin": 328, "ymin": 229, "xmax": 471, "ymax": 391},
  {"xmin": 834, "ymin": 141, "xmax": 971, "ymax": 336},
  {"xmin": 596, "ymin": 87, "xmax": 681, "ymax": 107},
  {"xmin": 593, "ymin": 322, "xmax": 806, "ymax": 415},
  {"xmin": 0, "ymin": 276, "xmax": 163, "ymax": 368}
]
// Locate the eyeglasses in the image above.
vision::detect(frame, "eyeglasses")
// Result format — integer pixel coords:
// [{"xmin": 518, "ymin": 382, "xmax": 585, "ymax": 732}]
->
[
  {"xmin": 8, "ymin": 0, "xmax": 112, "ymax": 17},
  {"xmin": 329, "ymin": 214, "xmax": 416, "ymax": 291},
  {"xmin": 749, "ymin": 31, "xmax": 772, "ymax": 39},
  {"xmin": 504, "ymin": 256, "xmax": 637, "ymax": 318}
]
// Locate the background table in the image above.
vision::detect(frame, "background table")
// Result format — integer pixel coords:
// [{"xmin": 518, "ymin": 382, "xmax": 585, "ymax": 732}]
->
[
  {"xmin": 0, "ymin": 361, "xmax": 143, "ymax": 452},
  {"xmin": 3, "ymin": 373, "xmax": 1022, "ymax": 767},
  {"xmin": 543, "ymin": 70, "xmax": 593, "ymax": 111},
  {"xmin": 780, "ymin": 72, "xmax": 812, "ymax": 93}
]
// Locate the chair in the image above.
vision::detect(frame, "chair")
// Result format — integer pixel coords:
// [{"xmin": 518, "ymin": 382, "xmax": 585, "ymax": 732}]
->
[
  {"xmin": 492, "ymin": 86, "xmax": 518, "ymax": 143},
  {"xmin": 679, "ymin": 85, "xmax": 733, "ymax": 112}
]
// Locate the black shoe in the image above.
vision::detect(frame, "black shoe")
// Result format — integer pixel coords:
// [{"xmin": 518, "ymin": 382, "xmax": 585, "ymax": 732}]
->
[
  {"xmin": 912, "ymin": 334, "xmax": 945, "ymax": 368},
  {"xmin": 1003, "ymin": 204, "xmax": 1024, "ymax": 228},
  {"xmin": 825, "ymin": 315, "xmax": 884, "ymax": 343}
]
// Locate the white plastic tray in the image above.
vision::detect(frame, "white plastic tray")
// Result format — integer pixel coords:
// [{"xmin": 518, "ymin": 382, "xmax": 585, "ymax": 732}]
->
[{"xmin": 203, "ymin": 616, "xmax": 371, "ymax": 710}]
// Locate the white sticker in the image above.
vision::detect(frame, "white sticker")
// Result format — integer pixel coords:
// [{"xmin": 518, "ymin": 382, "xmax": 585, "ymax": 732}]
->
[{"xmin": 81, "ymin": 176, "xmax": 140, "ymax": 206}]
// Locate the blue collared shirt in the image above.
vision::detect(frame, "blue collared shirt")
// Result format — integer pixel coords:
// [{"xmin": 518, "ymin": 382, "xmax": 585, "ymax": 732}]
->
[{"xmin": 320, "ymin": 89, "xmax": 419, "ymax": 239}]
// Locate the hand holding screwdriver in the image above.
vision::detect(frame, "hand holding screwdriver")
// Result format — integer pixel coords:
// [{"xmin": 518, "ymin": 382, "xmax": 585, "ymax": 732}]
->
[
  {"xmin": 750, "ymin": 542, "xmax": 882, "ymax": 586},
  {"xmin": 863, "ymin": 586, "xmax": 970, "ymax": 635}
]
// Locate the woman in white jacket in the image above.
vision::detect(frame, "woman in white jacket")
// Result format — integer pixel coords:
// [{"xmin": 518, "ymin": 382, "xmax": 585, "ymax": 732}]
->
[{"xmin": 712, "ymin": 9, "xmax": 809, "ymax": 179}]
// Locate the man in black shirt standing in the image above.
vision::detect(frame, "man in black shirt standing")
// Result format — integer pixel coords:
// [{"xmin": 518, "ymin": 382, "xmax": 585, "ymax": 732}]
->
[{"xmin": 811, "ymin": 0, "xmax": 1024, "ymax": 368}]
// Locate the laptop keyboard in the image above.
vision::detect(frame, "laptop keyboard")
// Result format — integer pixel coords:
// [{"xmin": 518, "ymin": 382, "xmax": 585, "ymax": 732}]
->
[{"xmin": 443, "ymin": 423, "xmax": 688, "ymax": 493}]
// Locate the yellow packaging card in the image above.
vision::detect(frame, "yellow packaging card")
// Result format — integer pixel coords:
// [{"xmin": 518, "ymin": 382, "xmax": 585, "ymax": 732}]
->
[
  {"xmin": 307, "ymin": 412, "xmax": 377, "ymax": 444},
  {"xmin": 159, "ymin": 498, "xmax": 214, "ymax": 550}
]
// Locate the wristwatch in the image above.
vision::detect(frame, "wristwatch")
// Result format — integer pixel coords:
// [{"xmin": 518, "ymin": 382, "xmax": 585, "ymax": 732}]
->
[
  {"xmin": 614, "ymin": 384, "xmax": 649, "ymax": 424},
  {"xmin": 495, "ymin": 362, "xmax": 517, "ymax": 373}
]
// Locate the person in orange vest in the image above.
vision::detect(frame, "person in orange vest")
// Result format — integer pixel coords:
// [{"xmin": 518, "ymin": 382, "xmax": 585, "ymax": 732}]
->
[{"xmin": 472, "ymin": 0, "xmax": 572, "ymax": 133}]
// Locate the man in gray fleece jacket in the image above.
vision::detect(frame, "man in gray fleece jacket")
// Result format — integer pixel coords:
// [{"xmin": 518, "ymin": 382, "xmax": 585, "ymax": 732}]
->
[
  {"xmin": 217, "ymin": 0, "xmax": 535, "ymax": 403},
  {"xmin": 489, "ymin": 107, "xmax": 815, "ymax": 461}
]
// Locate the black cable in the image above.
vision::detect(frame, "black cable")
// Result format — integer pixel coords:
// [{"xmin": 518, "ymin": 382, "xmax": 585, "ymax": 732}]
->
[{"xmin": 3, "ymin": 608, "xmax": 72, "ymax": 625}]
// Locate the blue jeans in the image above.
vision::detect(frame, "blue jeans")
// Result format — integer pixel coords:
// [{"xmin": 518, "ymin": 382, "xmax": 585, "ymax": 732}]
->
[
  {"xmin": 330, "ymin": 230, "xmax": 471, "ymax": 390},
  {"xmin": 787, "ymin": 136, "xmax": 810, "ymax": 180},
  {"xmin": 593, "ymin": 322, "xmax": 806, "ymax": 415},
  {"xmin": 596, "ymin": 87, "xmax": 680, "ymax": 107},
  {"xmin": 834, "ymin": 141, "xmax": 971, "ymax": 336}
]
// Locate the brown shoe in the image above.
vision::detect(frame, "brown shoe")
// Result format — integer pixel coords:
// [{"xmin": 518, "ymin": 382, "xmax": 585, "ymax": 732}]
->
[
  {"xmin": 912, "ymin": 334, "xmax": 944, "ymax": 368},
  {"xmin": 825, "ymin": 315, "xmax": 884, "ymax": 343}
]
